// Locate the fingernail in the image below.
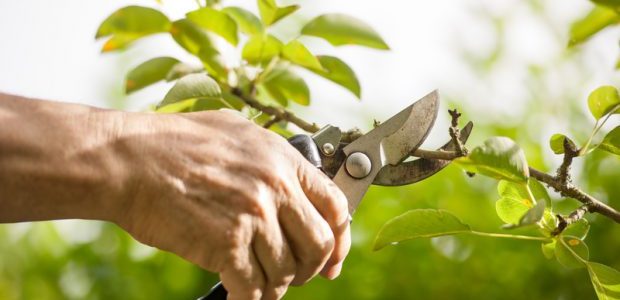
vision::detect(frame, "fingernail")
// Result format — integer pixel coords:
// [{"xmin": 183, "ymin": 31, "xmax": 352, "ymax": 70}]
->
[{"xmin": 326, "ymin": 262, "xmax": 343, "ymax": 280}]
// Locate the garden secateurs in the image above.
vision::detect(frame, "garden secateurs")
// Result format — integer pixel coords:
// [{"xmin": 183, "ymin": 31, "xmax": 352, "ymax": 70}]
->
[{"xmin": 200, "ymin": 90, "xmax": 474, "ymax": 300}]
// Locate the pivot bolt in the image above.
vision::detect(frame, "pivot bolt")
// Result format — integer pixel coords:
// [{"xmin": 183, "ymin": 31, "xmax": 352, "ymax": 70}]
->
[
  {"xmin": 345, "ymin": 152, "xmax": 372, "ymax": 179},
  {"xmin": 322, "ymin": 143, "xmax": 335, "ymax": 156}
]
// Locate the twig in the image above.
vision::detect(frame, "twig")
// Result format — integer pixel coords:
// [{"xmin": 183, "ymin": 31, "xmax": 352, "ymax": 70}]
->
[
  {"xmin": 448, "ymin": 109, "xmax": 468, "ymax": 156},
  {"xmin": 263, "ymin": 116, "xmax": 281, "ymax": 129},
  {"xmin": 552, "ymin": 204, "xmax": 590, "ymax": 236},
  {"xmin": 557, "ymin": 138, "xmax": 578, "ymax": 185},
  {"xmin": 231, "ymin": 88, "xmax": 320, "ymax": 133}
]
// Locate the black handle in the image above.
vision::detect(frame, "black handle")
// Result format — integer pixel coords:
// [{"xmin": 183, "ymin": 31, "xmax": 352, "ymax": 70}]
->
[{"xmin": 198, "ymin": 134, "xmax": 321, "ymax": 300}]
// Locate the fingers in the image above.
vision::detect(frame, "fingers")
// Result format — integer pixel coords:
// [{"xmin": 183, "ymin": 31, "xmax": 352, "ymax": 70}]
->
[
  {"xmin": 278, "ymin": 187, "xmax": 335, "ymax": 286},
  {"xmin": 220, "ymin": 246, "xmax": 265, "ymax": 300},
  {"xmin": 297, "ymin": 161, "xmax": 351, "ymax": 279},
  {"xmin": 252, "ymin": 198, "xmax": 296, "ymax": 300}
]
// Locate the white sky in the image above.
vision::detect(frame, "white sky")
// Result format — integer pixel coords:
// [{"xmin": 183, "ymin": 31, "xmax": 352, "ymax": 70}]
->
[{"xmin": 0, "ymin": 0, "xmax": 618, "ymax": 139}]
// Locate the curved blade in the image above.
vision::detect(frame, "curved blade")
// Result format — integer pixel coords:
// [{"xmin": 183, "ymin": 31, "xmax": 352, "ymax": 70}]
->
[
  {"xmin": 333, "ymin": 90, "xmax": 440, "ymax": 213},
  {"xmin": 373, "ymin": 121, "xmax": 473, "ymax": 186}
]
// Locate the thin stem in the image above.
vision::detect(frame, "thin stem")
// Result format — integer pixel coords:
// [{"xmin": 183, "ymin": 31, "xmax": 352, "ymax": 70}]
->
[
  {"xmin": 581, "ymin": 119, "xmax": 599, "ymax": 156},
  {"xmin": 470, "ymin": 231, "xmax": 551, "ymax": 242}
]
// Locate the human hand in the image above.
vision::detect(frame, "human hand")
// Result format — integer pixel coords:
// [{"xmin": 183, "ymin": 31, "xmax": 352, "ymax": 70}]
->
[{"xmin": 112, "ymin": 110, "xmax": 351, "ymax": 300}]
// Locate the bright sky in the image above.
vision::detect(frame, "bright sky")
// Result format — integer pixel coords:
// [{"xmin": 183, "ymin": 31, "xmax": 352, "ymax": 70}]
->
[{"xmin": 0, "ymin": 0, "xmax": 618, "ymax": 137}]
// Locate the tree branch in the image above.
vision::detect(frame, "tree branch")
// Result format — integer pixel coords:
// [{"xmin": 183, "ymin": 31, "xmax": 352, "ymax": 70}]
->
[
  {"xmin": 231, "ymin": 88, "xmax": 321, "ymax": 133},
  {"xmin": 448, "ymin": 109, "xmax": 468, "ymax": 156}
]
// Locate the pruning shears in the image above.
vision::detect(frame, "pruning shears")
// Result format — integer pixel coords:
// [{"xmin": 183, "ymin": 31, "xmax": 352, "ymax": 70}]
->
[{"xmin": 199, "ymin": 90, "xmax": 473, "ymax": 299}]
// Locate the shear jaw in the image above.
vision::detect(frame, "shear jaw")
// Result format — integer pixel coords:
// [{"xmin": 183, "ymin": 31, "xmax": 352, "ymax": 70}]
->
[{"xmin": 330, "ymin": 91, "xmax": 441, "ymax": 213}]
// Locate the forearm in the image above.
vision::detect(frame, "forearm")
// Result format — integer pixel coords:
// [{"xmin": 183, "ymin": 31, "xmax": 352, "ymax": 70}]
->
[{"xmin": 0, "ymin": 93, "xmax": 126, "ymax": 223}]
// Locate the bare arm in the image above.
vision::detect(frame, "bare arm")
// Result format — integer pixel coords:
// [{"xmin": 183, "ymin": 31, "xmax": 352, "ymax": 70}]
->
[{"xmin": 0, "ymin": 93, "xmax": 351, "ymax": 300}]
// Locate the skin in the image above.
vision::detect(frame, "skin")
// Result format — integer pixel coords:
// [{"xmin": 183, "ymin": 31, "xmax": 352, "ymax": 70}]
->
[{"xmin": 0, "ymin": 93, "xmax": 351, "ymax": 300}]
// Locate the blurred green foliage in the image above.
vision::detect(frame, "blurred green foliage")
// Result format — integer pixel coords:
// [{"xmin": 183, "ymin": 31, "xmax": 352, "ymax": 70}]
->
[{"xmin": 1, "ymin": 0, "xmax": 620, "ymax": 299}]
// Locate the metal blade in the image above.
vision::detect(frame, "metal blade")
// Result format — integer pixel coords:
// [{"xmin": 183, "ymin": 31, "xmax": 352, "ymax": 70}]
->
[
  {"xmin": 332, "ymin": 91, "xmax": 440, "ymax": 213},
  {"xmin": 373, "ymin": 121, "xmax": 473, "ymax": 186}
]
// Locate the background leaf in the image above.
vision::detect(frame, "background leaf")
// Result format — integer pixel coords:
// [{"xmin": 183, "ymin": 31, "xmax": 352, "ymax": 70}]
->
[
  {"xmin": 282, "ymin": 40, "xmax": 323, "ymax": 72},
  {"xmin": 222, "ymin": 6, "xmax": 263, "ymax": 35},
  {"xmin": 569, "ymin": 6, "xmax": 620, "ymax": 47},
  {"xmin": 242, "ymin": 34, "xmax": 283, "ymax": 64},
  {"xmin": 373, "ymin": 209, "xmax": 471, "ymax": 251},
  {"xmin": 125, "ymin": 57, "xmax": 179, "ymax": 94},
  {"xmin": 96, "ymin": 6, "xmax": 171, "ymax": 52},
  {"xmin": 564, "ymin": 219, "xmax": 591, "ymax": 240},
  {"xmin": 310, "ymin": 55, "xmax": 361, "ymax": 98},
  {"xmin": 555, "ymin": 236, "xmax": 589, "ymax": 269},
  {"xmin": 586, "ymin": 262, "xmax": 620, "ymax": 300},
  {"xmin": 170, "ymin": 19, "xmax": 217, "ymax": 55},
  {"xmin": 455, "ymin": 137, "xmax": 530, "ymax": 183},
  {"xmin": 257, "ymin": 0, "xmax": 299, "ymax": 26},
  {"xmin": 588, "ymin": 85, "xmax": 620, "ymax": 120},
  {"xmin": 301, "ymin": 14, "xmax": 389, "ymax": 49},
  {"xmin": 599, "ymin": 126, "xmax": 620, "ymax": 155},
  {"xmin": 186, "ymin": 7, "xmax": 239, "ymax": 46},
  {"xmin": 261, "ymin": 67, "xmax": 310, "ymax": 106},
  {"xmin": 159, "ymin": 74, "xmax": 222, "ymax": 107}
]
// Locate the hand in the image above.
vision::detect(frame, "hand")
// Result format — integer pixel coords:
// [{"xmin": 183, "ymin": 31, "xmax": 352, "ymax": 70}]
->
[{"xmin": 113, "ymin": 110, "xmax": 351, "ymax": 300}]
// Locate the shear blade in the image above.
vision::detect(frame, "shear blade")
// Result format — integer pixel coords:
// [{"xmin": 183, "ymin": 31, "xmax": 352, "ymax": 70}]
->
[
  {"xmin": 333, "ymin": 90, "xmax": 440, "ymax": 213},
  {"xmin": 373, "ymin": 121, "xmax": 473, "ymax": 186}
]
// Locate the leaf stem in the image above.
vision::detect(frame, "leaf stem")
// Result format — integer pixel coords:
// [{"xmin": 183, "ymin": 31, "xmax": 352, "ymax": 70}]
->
[{"xmin": 470, "ymin": 231, "xmax": 551, "ymax": 242}]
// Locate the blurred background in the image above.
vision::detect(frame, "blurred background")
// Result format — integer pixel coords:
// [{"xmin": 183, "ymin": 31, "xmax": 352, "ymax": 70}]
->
[{"xmin": 1, "ymin": 0, "xmax": 619, "ymax": 299}]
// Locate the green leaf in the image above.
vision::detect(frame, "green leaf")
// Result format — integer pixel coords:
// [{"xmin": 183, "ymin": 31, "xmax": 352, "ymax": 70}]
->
[
  {"xmin": 549, "ymin": 134, "xmax": 577, "ymax": 155},
  {"xmin": 222, "ymin": 7, "xmax": 264, "ymax": 35},
  {"xmin": 496, "ymin": 196, "xmax": 531, "ymax": 225},
  {"xmin": 541, "ymin": 240, "xmax": 556, "ymax": 259},
  {"xmin": 564, "ymin": 219, "xmax": 591, "ymax": 240},
  {"xmin": 455, "ymin": 137, "xmax": 530, "ymax": 183},
  {"xmin": 198, "ymin": 47, "xmax": 228, "ymax": 81},
  {"xmin": 592, "ymin": 0, "xmax": 620, "ymax": 9},
  {"xmin": 588, "ymin": 85, "xmax": 620, "ymax": 120},
  {"xmin": 170, "ymin": 19, "xmax": 216, "ymax": 55},
  {"xmin": 96, "ymin": 6, "xmax": 171, "ymax": 52},
  {"xmin": 310, "ymin": 56, "xmax": 361, "ymax": 98},
  {"xmin": 261, "ymin": 67, "xmax": 310, "ymax": 106},
  {"xmin": 165, "ymin": 63, "xmax": 203, "ymax": 82},
  {"xmin": 125, "ymin": 57, "xmax": 180, "ymax": 94},
  {"xmin": 282, "ymin": 40, "xmax": 324, "ymax": 72},
  {"xmin": 569, "ymin": 6, "xmax": 620, "ymax": 47},
  {"xmin": 373, "ymin": 209, "xmax": 471, "ymax": 251},
  {"xmin": 600, "ymin": 126, "xmax": 620, "ymax": 155},
  {"xmin": 555, "ymin": 236, "xmax": 589, "ymax": 269},
  {"xmin": 586, "ymin": 262, "xmax": 620, "ymax": 300},
  {"xmin": 301, "ymin": 14, "xmax": 389, "ymax": 50},
  {"xmin": 513, "ymin": 200, "xmax": 546, "ymax": 228},
  {"xmin": 242, "ymin": 34, "xmax": 283, "ymax": 65},
  {"xmin": 257, "ymin": 0, "xmax": 299, "ymax": 26},
  {"xmin": 159, "ymin": 73, "xmax": 222, "ymax": 108},
  {"xmin": 186, "ymin": 7, "xmax": 239, "ymax": 46}
]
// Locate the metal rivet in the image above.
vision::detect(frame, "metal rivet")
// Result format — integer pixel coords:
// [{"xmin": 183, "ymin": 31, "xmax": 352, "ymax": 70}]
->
[
  {"xmin": 345, "ymin": 152, "xmax": 372, "ymax": 179},
  {"xmin": 322, "ymin": 143, "xmax": 335, "ymax": 156}
]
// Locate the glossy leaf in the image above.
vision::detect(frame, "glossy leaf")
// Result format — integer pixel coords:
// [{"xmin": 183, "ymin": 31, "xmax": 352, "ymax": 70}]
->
[
  {"xmin": 222, "ymin": 7, "xmax": 264, "ymax": 35},
  {"xmin": 242, "ymin": 34, "xmax": 283, "ymax": 64},
  {"xmin": 588, "ymin": 85, "xmax": 620, "ymax": 120},
  {"xmin": 282, "ymin": 40, "xmax": 323, "ymax": 72},
  {"xmin": 569, "ymin": 6, "xmax": 620, "ymax": 47},
  {"xmin": 159, "ymin": 74, "xmax": 222, "ymax": 107},
  {"xmin": 564, "ymin": 219, "xmax": 591, "ymax": 240},
  {"xmin": 262, "ymin": 67, "xmax": 310, "ymax": 106},
  {"xmin": 586, "ymin": 262, "xmax": 620, "ymax": 300},
  {"xmin": 541, "ymin": 240, "xmax": 556, "ymax": 259},
  {"xmin": 310, "ymin": 55, "xmax": 361, "ymax": 98},
  {"xmin": 455, "ymin": 137, "xmax": 530, "ymax": 183},
  {"xmin": 600, "ymin": 126, "xmax": 620, "ymax": 156},
  {"xmin": 96, "ymin": 6, "xmax": 171, "ymax": 52},
  {"xmin": 555, "ymin": 236, "xmax": 589, "ymax": 269},
  {"xmin": 187, "ymin": 7, "xmax": 239, "ymax": 46},
  {"xmin": 373, "ymin": 209, "xmax": 471, "ymax": 251},
  {"xmin": 301, "ymin": 14, "xmax": 389, "ymax": 49},
  {"xmin": 198, "ymin": 47, "xmax": 228, "ymax": 81},
  {"xmin": 257, "ymin": 0, "xmax": 299, "ymax": 26},
  {"xmin": 125, "ymin": 57, "xmax": 180, "ymax": 94}
]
